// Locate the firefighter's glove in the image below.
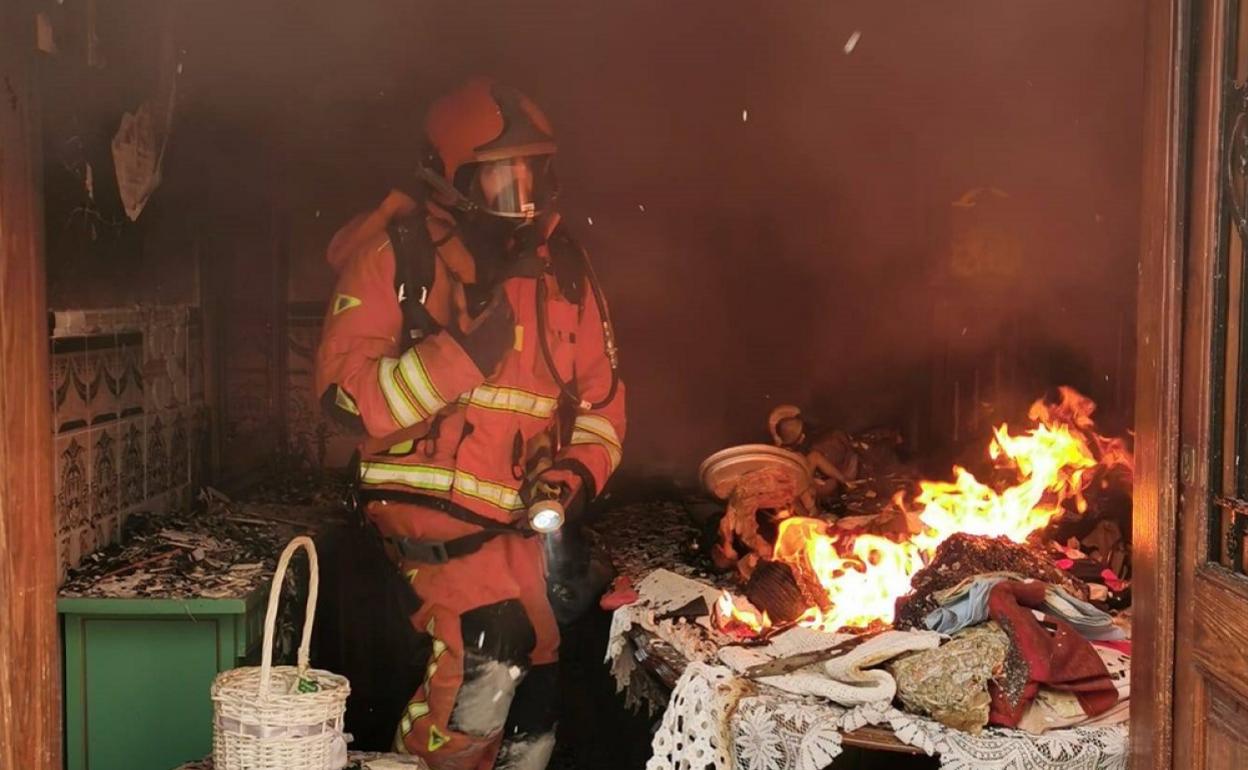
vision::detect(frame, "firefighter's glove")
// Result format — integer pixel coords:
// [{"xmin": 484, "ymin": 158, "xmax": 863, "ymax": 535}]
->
[
  {"xmin": 527, "ymin": 466, "xmax": 589, "ymax": 525},
  {"xmin": 451, "ymin": 293, "xmax": 515, "ymax": 376}
]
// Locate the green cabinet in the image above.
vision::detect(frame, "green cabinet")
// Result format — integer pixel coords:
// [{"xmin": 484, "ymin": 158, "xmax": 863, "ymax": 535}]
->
[{"xmin": 60, "ymin": 591, "xmax": 268, "ymax": 770}]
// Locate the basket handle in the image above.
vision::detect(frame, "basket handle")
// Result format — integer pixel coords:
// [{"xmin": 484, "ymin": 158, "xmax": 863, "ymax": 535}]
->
[{"xmin": 258, "ymin": 535, "xmax": 320, "ymax": 696}]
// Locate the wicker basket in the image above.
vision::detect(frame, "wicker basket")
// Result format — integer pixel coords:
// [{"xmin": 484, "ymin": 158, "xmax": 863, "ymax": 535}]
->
[{"xmin": 211, "ymin": 536, "xmax": 351, "ymax": 770}]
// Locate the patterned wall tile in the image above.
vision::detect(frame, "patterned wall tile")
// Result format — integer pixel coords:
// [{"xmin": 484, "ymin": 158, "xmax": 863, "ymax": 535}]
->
[
  {"xmin": 75, "ymin": 523, "xmax": 98, "ymax": 565},
  {"xmin": 52, "ymin": 308, "xmax": 143, "ymax": 338},
  {"xmin": 55, "ymin": 432, "xmax": 89, "ymax": 536},
  {"xmin": 144, "ymin": 306, "xmax": 190, "ymax": 414},
  {"xmin": 51, "ymin": 305, "xmax": 212, "ymax": 581},
  {"xmin": 117, "ymin": 332, "xmax": 145, "ymax": 419},
  {"xmin": 118, "ymin": 416, "xmax": 146, "ymax": 508},
  {"xmin": 287, "ymin": 312, "xmax": 354, "ymax": 468},
  {"xmin": 57, "ymin": 531, "xmax": 72, "ymax": 584},
  {"xmin": 89, "ymin": 424, "xmax": 120, "ymax": 547},
  {"xmin": 170, "ymin": 408, "xmax": 190, "ymax": 490},
  {"xmin": 145, "ymin": 412, "xmax": 172, "ymax": 498},
  {"xmin": 86, "ymin": 335, "xmax": 121, "ymax": 426},
  {"xmin": 51, "ymin": 337, "xmax": 89, "ymax": 434}
]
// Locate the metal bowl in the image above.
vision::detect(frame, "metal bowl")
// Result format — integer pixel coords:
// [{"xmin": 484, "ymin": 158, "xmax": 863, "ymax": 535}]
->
[{"xmin": 698, "ymin": 444, "xmax": 811, "ymax": 500}]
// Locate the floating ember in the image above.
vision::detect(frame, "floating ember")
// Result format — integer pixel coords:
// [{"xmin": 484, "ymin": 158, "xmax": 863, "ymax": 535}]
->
[{"xmin": 714, "ymin": 387, "xmax": 1133, "ymax": 635}]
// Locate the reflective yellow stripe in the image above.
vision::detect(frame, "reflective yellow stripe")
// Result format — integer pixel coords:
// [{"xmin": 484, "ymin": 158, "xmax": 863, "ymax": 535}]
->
[
  {"xmin": 378, "ymin": 358, "xmax": 420, "ymax": 427},
  {"xmin": 359, "ymin": 463, "xmax": 523, "ymax": 513},
  {"xmin": 459, "ymin": 384, "xmax": 558, "ymax": 419},
  {"xmin": 570, "ymin": 414, "xmax": 623, "ymax": 472},
  {"xmin": 359, "ymin": 462, "xmax": 454, "ymax": 492},
  {"xmin": 452, "ymin": 470, "xmax": 524, "ymax": 512},
  {"xmin": 390, "ymin": 359, "xmax": 429, "ymax": 419},
  {"xmin": 335, "ymin": 386, "xmax": 360, "ymax": 415},
  {"xmin": 333, "ymin": 293, "xmax": 362, "ymax": 315},
  {"xmin": 396, "ymin": 347, "xmax": 448, "ymax": 417},
  {"xmin": 386, "ymin": 439, "xmax": 415, "ymax": 455}
]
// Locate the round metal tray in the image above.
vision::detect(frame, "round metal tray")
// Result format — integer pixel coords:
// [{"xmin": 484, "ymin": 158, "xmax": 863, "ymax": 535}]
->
[{"xmin": 698, "ymin": 444, "xmax": 811, "ymax": 500}]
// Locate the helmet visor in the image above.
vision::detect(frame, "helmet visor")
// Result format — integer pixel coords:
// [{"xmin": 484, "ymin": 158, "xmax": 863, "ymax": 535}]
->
[{"xmin": 463, "ymin": 154, "xmax": 558, "ymax": 219}]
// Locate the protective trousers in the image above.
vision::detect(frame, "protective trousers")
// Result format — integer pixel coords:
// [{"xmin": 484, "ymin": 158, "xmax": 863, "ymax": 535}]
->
[{"xmin": 386, "ymin": 505, "xmax": 560, "ymax": 770}]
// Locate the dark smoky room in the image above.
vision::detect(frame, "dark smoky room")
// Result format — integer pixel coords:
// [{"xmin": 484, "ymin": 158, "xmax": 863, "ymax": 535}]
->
[{"xmin": 21, "ymin": 0, "xmax": 1248, "ymax": 769}]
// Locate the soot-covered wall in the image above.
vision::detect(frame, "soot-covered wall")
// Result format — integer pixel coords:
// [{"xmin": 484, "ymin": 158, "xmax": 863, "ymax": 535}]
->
[{"xmin": 177, "ymin": 0, "xmax": 1147, "ymax": 479}]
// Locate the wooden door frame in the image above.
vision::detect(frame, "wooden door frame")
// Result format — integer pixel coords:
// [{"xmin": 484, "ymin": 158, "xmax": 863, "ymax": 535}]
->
[
  {"xmin": 1133, "ymin": 0, "xmax": 1192, "ymax": 768},
  {"xmin": 1174, "ymin": 0, "xmax": 1248, "ymax": 763},
  {"xmin": 0, "ymin": 1, "xmax": 62, "ymax": 767}
]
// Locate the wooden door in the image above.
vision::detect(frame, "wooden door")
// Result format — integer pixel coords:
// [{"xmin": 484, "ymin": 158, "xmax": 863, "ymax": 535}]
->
[{"xmin": 1174, "ymin": 0, "xmax": 1248, "ymax": 765}]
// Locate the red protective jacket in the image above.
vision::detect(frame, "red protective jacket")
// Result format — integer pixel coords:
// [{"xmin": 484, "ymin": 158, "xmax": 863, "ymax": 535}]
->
[{"xmin": 316, "ymin": 197, "xmax": 625, "ymax": 534}]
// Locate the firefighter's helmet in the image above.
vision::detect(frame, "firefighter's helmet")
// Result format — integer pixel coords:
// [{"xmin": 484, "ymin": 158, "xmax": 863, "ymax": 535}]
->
[{"xmin": 420, "ymin": 76, "xmax": 558, "ymax": 219}]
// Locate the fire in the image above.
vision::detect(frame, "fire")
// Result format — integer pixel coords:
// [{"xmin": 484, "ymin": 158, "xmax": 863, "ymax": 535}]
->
[
  {"xmin": 717, "ymin": 387, "xmax": 1133, "ymax": 635},
  {"xmin": 714, "ymin": 590, "xmax": 772, "ymax": 638},
  {"xmin": 773, "ymin": 519, "xmax": 927, "ymax": 631}
]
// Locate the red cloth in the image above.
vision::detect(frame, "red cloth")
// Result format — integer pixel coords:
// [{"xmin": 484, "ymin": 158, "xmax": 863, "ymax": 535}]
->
[
  {"xmin": 1092, "ymin": 639, "xmax": 1132, "ymax": 656},
  {"xmin": 600, "ymin": 576, "xmax": 639, "ymax": 610},
  {"xmin": 987, "ymin": 580, "xmax": 1119, "ymax": 727}
]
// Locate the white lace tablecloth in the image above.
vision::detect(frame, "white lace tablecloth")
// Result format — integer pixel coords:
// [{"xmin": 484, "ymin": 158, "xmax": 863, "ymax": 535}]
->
[{"xmin": 610, "ymin": 570, "xmax": 1129, "ymax": 770}]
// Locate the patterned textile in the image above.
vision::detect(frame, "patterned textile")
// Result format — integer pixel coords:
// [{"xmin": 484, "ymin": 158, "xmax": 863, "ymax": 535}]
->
[
  {"xmin": 658, "ymin": 665, "xmax": 1129, "ymax": 770},
  {"xmin": 890, "ymin": 622, "xmax": 1011, "ymax": 733},
  {"xmin": 611, "ymin": 570, "xmax": 1129, "ymax": 770}
]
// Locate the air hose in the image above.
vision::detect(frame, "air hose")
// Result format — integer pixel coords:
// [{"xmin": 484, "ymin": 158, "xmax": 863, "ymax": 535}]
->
[{"xmin": 535, "ymin": 251, "xmax": 621, "ymax": 411}]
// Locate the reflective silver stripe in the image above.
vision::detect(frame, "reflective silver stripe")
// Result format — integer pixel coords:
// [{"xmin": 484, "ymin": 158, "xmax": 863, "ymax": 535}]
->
[
  {"xmin": 570, "ymin": 431, "xmax": 622, "ymax": 472},
  {"xmin": 396, "ymin": 347, "xmax": 448, "ymax": 417},
  {"xmin": 378, "ymin": 358, "xmax": 421, "ymax": 427},
  {"xmin": 452, "ymin": 470, "xmax": 524, "ymax": 512},
  {"xmin": 570, "ymin": 414, "xmax": 623, "ymax": 472},
  {"xmin": 460, "ymin": 384, "xmax": 558, "ymax": 419},
  {"xmin": 572, "ymin": 414, "xmax": 621, "ymax": 448},
  {"xmin": 359, "ymin": 462, "xmax": 455, "ymax": 492}
]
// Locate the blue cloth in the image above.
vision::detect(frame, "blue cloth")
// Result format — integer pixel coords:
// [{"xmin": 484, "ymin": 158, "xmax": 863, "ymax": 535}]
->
[{"xmin": 923, "ymin": 576, "xmax": 1126, "ymax": 641}]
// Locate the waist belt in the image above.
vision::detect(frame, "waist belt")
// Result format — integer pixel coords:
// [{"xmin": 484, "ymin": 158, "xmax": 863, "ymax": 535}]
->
[{"xmin": 358, "ymin": 488, "xmax": 531, "ymax": 564}]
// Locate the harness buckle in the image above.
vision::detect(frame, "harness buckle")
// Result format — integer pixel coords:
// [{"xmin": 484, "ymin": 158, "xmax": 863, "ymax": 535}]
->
[{"xmin": 396, "ymin": 537, "xmax": 451, "ymax": 565}]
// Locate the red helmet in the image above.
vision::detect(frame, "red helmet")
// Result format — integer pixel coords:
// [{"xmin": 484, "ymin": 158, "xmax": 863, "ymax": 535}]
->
[{"xmin": 420, "ymin": 77, "xmax": 558, "ymax": 219}]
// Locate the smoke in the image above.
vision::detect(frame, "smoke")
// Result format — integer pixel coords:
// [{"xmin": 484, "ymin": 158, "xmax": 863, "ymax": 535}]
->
[{"xmin": 159, "ymin": 0, "xmax": 1146, "ymax": 480}]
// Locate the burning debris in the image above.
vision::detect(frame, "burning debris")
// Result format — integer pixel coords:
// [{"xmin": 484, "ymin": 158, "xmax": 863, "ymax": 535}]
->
[
  {"xmin": 606, "ymin": 388, "xmax": 1134, "ymax": 762},
  {"xmin": 891, "ymin": 533, "xmax": 1089, "ymax": 630},
  {"xmin": 708, "ymin": 387, "xmax": 1133, "ymax": 634}
]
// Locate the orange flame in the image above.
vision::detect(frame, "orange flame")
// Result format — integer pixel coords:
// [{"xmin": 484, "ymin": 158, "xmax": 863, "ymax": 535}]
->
[
  {"xmin": 714, "ymin": 590, "xmax": 772, "ymax": 638},
  {"xmin": 715, "ymin": 387, "xmax": 1133, "ymax": 635}
]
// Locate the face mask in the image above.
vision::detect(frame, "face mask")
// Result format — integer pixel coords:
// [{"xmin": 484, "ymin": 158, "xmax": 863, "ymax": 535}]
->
[{"xmin": 455, "ymin": 210, "xmax": 526, "ymax": 317}]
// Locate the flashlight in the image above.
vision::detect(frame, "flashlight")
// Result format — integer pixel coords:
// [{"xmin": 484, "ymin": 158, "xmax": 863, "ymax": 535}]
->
[{"xmin": 527, "ymin": 498, "xmax": 566, "ymax": 534}]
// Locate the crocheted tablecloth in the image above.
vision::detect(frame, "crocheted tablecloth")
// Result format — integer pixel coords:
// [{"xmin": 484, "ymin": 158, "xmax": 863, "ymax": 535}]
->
[{"xmin": 609, "ymin": 569, "xmax": 1128, "ymax": 770}]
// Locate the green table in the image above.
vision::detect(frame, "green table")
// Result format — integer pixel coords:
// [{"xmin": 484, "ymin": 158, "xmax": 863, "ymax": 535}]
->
[{"xmin": 59, "ymin": 591, "xmax": 269, "ymax": 770}]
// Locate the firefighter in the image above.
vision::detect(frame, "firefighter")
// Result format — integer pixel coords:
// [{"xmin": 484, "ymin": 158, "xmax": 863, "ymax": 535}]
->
[{"xmin": 316, "ymin": 76, "xmax": 625, "ymax": 770}]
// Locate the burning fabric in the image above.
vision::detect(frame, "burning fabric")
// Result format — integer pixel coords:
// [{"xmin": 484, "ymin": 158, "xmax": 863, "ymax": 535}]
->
[
  {"xmin": 709, "ymin": 387, "xmax": 1131, "ymax": 634},
  {"xmin": 892, "ymin": 533, "xmax": 1092, "ymax": 630},
  {"xmin": 605, "ymin": 387, "xmax": 1133, "ymax": 769}
]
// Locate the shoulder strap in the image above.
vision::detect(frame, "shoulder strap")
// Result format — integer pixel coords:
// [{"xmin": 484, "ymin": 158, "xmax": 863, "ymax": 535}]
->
[
  {"xmin": 546, "ymin": 225, "xmax": 588, "ymax": 309},
  {"xmin": 387, "ymin": 214, "xmax": 442, "ymax": 349}
]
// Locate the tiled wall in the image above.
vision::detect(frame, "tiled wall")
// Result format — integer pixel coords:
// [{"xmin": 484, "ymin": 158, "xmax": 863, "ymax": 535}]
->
[
  {"xmin": 286, "ymin": 303, "xmax": 355, "ymax": 469},
  {"xmin": 50, "ymin": 306, "xmax": 206, "ymax": 582}
]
